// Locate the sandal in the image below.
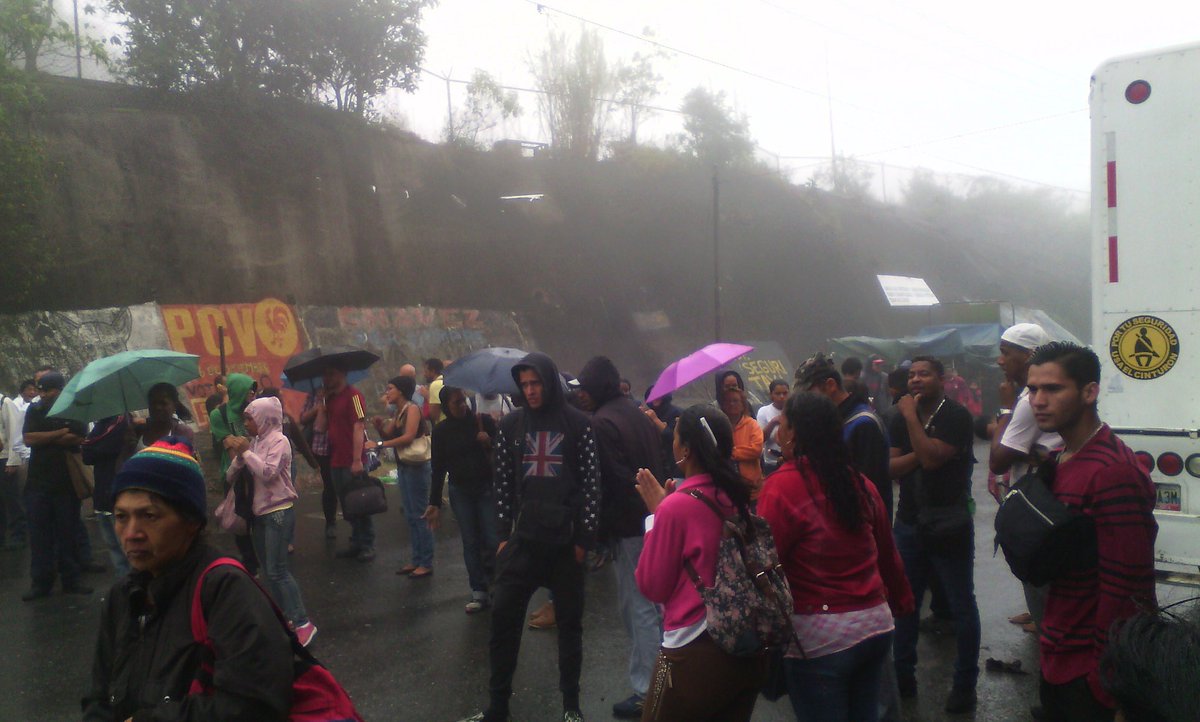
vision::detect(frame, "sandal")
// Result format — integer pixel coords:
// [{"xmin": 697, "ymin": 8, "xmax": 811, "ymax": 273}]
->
[
  {"xmin": 409, "ymin": 567, "xmax": 433, "ymax": 579},
  {"xmin": 396, "ymin": 564, "xmax": 418, "ymax": 576},
  {"xmin": 1009, "ymin": 612, "xmax": 1033, "ymax": 625}
]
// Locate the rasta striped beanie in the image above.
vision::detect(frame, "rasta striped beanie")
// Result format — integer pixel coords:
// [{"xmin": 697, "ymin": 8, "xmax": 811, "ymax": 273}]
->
[{"xmin": 113, "ymin": 436, "xmax": 207, "ymax": 524}]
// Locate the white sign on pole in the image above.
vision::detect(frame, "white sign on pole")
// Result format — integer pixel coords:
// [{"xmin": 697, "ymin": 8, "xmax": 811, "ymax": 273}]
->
[{"xmin": 876, "ymin": 275, "xmax": 939, "ymax": 307}]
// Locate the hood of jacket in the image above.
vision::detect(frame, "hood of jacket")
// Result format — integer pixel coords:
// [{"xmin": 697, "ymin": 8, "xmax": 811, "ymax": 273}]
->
[
  {"xmin": 245, "ymin": 396, "xmax": 283, "ymax": 436},
  {"xmin": 225, "ymin": 373, "xmax": 256, "ymax": 414},
  {"xmin": 511, "ymin": 352, "xmax": 564, "ymax": 414},
  {"xmin": 578, "ymin": 356, "xmax": 622, "ymax": 408}
]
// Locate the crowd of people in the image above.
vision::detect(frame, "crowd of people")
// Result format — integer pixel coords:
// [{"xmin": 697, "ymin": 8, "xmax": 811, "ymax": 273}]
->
[{"xmin": 0, "ymin": 328, "xmax": 1188, "ymax": 721}]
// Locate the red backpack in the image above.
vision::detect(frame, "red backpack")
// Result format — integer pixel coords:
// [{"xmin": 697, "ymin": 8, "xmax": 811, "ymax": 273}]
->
[{"xmin": 188, "ymin": 557, "xmax": 365, "ymax": 722}]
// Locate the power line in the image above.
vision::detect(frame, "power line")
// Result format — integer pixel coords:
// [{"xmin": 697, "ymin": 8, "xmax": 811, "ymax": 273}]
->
[
  {"xmin": 856, "ymin": 106, "xmax": 1087, "ymax": 158},
  {"xmin": 524, "ymin": 0, "xmax": 876, "ymax": 113}
]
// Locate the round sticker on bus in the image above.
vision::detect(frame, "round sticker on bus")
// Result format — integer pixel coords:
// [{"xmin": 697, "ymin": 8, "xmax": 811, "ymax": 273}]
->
[{"xmin": 1109, "ymin": 315, "xmax": 1180, "ymax": 380}]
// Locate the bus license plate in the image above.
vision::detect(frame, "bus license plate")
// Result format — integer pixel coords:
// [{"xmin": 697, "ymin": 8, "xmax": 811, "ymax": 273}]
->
[{"xmin": 1155, "ymin": 483, "xmax": 1181, "ymax": 512}]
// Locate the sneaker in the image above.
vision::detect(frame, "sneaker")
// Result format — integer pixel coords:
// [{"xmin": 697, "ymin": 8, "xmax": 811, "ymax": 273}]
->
[
  {"xmin": 21, "ymin": 587, "xmax": 51, "ymax": 602},
  {"xmin": 356, "ymin": 547, "xmax": 376, "ymax": 562},
  {"xmin": 897, "ymin": 673, "xmax": 917, "ymax": 699},
  {"xmin": 563, "ymin": 711, "xmax": 584, "ymax": 722},
  {"xmin": 944, "ymin": 686, "xmax": 977, "ymax": 714},
  {"xmin": 529, "ymin": 599, "xmax": 553, "ymax": 620},
  {"xmin": 612, "ymin": 693, "xmax": 644, "ymax": 719},
  {"xmin": 335, "ymin": 547, "xmax": 362, "ymax": 559},
  {"xmin": 63, "ymin": 583, "xmax": 94, "ymax": 595},
  {"xmin": 324, "ymin": 525, "xmax": 337, "ymax": 539},
  {"xmin": 465, "ymin": 599, "xmax": 489, "ymax": 614},
  {"xmin": 529, "ymin": 601, "xmax": 557, "ymax": 630},
  {"xmin": 294, "ymin": 622, "xmax": 318, "ymax": 648}
]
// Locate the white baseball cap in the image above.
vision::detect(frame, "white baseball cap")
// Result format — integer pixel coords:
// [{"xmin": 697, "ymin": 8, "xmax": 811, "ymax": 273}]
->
[{"xmin": 1000, "ymin": 323, "xmax": 1049, "ymax": 351}]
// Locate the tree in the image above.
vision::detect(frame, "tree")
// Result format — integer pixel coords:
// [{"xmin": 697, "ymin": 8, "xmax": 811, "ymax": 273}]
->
[
  {"xmin": 612, "ymin": 35, "xmax": 664, "ymax": 145},
  {"xmin": 813, "ymin": 154, "xmax": 874, "ymax": 199},
  {"xmin": 0, "ymin": 51, "xmax": 51, "ymax": 304},
  {"xmin": 530, "ymin": 28, "xmax": 617, "ymax": 161},
  {"xmin": 1, "ymin": 0, "xmax": 107, "ymax": 73},
  {"xmin": 444, "ymin": 70, "xmax": 521, "ymax": 149},
  {"xmin": 677, "ymin": 87, "xmax": 755, "ymax": 168},
  {"xmin": 109, "ymin": 0, "xmax": 431, "ymax": 113}
]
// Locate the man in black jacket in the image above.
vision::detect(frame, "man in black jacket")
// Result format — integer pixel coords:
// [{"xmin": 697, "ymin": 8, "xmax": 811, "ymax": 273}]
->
[
  {"xmin": 578, "ymin": 356, "xmax": 664, "ymax": 719},
  {"xmin": 461, "ymin": 352, "xmax": 600, "ymax": 722}
]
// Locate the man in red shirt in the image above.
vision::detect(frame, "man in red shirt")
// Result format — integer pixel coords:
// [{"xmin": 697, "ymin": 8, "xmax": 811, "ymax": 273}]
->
[
  {"xmin": 1026, "ymin": 342, "xmax": 1157, "ymax": 721},
  {"xmin": 323, "ymin": 365, "xmax": 373, "ymax": 562}
]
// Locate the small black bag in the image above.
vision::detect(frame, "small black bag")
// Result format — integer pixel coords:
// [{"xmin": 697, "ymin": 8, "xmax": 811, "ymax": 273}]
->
[
  {"xmin": 342, "ymin": 473, "xmax": 388, "ymax": 516},
  {"xmin": 513, "ymin": 499, "xmax": 575, "ymax": 545},
  {"xmin": 994, "ymin": 462, "xmax": 1096, "ymax": 586},
  {"xmin": 915, "ymin": 470, "xmax": 972, "ymax": 551}
]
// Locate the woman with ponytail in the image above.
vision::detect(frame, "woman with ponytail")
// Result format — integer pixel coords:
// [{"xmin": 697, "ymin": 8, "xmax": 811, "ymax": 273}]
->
[
  {"xmin": 757, "ymin": 392, "xmax": 913, "ymax": 722},
  {"xmin": 633, "ymin": 404, "xmax": 766, "ymax": 722}
]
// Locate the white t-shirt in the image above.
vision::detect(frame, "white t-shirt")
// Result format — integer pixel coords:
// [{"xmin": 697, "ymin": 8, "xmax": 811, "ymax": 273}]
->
[
  {"xmin": 999, "ymin": 388, "xmax": 1064, "ymax": 479},
  {"xmin": 756, "ymin": 403, "xmax": 784, "ymax": 463}
]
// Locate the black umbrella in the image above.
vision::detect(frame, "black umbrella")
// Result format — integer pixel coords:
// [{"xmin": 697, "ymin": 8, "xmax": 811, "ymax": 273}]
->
[{"xmin": 283, "ymin": 346, "xmax": 380, "ymax": 382}]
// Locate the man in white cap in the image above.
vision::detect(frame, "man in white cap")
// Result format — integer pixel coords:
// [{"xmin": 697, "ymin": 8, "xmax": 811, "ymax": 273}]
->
[{"xmin": 988, "ymin": 322, "xmax": 1062, "ymax": 632}]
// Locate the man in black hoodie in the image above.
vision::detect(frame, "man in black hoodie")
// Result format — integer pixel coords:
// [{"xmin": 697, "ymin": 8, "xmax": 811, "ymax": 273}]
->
[
  {"xmin": 578, "ymin": 356, "xmax": 665, "ymax": 719},
  {"xmin": 460, "ymin": 352, "xmax": 600, "ymax": 722}
]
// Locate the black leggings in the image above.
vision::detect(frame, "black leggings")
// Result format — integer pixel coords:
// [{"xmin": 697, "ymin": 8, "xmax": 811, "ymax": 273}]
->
[{"xmin": 317, "ymin": 455, "xmax": 338, "ymax": 526}]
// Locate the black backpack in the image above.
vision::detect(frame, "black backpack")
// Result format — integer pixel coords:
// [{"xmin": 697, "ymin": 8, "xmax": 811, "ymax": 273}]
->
[{"xmin": 993, "ymin": 461, "xmax": 1097, "ymax": 586}]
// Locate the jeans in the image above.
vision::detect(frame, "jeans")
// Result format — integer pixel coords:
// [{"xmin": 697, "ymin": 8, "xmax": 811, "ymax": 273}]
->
[
  {"xmin": 893, "ymin": 520, "xmax": 981, "ymax": 690},
  {"xmin": 316, "ymin": 455, "xmax": 338, "ymax": 527},
  {"xmin": 95, "ymin": 512, "xmax": 131, "ymax": 577},
  {"xmin": 0, "ymin": 464, "xmax": 27, "ymax": 543},
  {"xmin": 252, "ymin": 507, "xmax": 308, "ymax": 625},
  {"xmin": 332, "ymin": 466, "xmax": 374, "ymax": 551},
  {"xmin": 24, "ymin": 488, "xmax": 82, "ymax": 590},
  {"xmin": 449, "ymin": 484, "xmax": 498, "ymax": 596},
  {"xmin": 785, "ymin": 631, "xmax": 893, "ymax": 722},
  {"xmin": 397, "ymin": 461, "xmax": 434, "ymax": 568},
  {"xmin": 488, "ymin": 538, "xmax": 585, "ymax": 715},
  {"xmin": 611, "ymin": 535, "xmax": 662, "ymax": 696}
]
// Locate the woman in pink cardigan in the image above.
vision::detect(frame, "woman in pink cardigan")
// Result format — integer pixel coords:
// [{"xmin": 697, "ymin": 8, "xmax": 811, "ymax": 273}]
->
[
  {"xmin": 757, "ymin": 392, "xmax": 913, "ymax": 722},
  {"xmin": 227, "ymin": 396, "xmax": 317, "ymax": 646},
  {"xmin": 633, "ymin": 404, "xmax": 767, "ymax": 722}
]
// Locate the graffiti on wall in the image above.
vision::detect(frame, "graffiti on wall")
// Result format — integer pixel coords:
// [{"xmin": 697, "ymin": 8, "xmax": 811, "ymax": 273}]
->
[{"xmin": 161, "ymin": 298, "xmax": 305, "ymax": 426}]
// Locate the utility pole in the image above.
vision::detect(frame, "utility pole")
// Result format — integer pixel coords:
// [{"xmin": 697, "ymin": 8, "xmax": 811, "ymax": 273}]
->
[
  {"xmin": 825, "ymin": 42, "xmax": 837, "ymax": 191},
  {"xmin": 72, "ymin": 0, "xmax": 82, "ymax": 79},
  {"xmin": 712, "ymin": 165, "xmax": 721, "ymax": 343}
]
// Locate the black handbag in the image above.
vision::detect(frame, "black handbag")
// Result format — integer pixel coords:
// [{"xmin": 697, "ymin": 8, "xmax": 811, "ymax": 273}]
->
[
  {"xmin": 994, "ymin": 462, "xmax": 1096, "ymax": 586},
  {"xmin": 342, "ymin": 473, "xmax": 388, "ymax": 516}
]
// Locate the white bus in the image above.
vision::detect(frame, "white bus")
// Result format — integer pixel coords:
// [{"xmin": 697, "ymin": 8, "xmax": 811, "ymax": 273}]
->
[{"xmin": 1091, "ymin": 42, "xmax": 1200, "ymax": 584}]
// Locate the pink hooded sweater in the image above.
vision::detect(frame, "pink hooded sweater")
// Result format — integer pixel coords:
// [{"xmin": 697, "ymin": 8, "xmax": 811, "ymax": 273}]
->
[
  {"xmin": 227, "ymin": 396, "xmax": 297, "ymax": 517},
  {"xmin": 635, "ymin": 474, "xmax": 733, "ymax": 633}
]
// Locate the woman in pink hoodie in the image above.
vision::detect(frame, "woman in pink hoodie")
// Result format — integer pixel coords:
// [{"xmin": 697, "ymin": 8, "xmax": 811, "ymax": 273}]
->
[
  {"xmin": 227, "ymin": 396, "xmax": 317, "ymax": 647},
  {"xmin": 633, "ymin": 404, "xmax": 767, "ymax": 722}
]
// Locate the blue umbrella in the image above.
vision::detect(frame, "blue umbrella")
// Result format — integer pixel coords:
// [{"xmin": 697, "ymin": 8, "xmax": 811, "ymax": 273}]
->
[
  {"xmin": 48, "ymin": 349, "xmax": 200, "ymax": 422},
  {"xmin": 443, "ymin": 347, "xmax": 531, "ymax": 396},
  {"xmin": 281, "ymin": 369, "xmax": 368, "ymax": 393}
]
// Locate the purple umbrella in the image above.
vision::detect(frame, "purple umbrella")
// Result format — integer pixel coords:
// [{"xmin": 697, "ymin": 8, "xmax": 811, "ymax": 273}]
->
[{"xmin": 646, "ymin": 343, "xmax": 755, "ymax": 404}]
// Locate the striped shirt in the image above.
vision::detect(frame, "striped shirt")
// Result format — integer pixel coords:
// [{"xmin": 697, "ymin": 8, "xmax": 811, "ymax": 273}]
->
[
  {"xmin": 1039, "ymin": 425, "xmax": 1157, "ymax": 706},
  {"xmin": 326, "ymin": 386, "xmax": 366, "ymax": 469}
]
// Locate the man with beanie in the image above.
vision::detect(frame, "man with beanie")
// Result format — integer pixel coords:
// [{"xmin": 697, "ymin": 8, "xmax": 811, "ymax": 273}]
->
[
  {"xmin": 459, "ymin": 352, "xmax": 601, "ymax": 722},
  {"xmin": 83, "ymin": 437, "xmax": 296, "ymax": 721},
  {"xmin": 989, "ymin": 322, "xmax": 1062, "ymax": 634},
  {"xmin": 577, "ymin": 356, "xmax": 664, "ymax": 719},
  {"xmin": 21, "ymin": 371, "xmax": 91, "ymax": 600}
]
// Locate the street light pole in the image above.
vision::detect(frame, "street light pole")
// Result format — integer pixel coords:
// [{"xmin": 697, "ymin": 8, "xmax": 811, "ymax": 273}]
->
[{"xmin": 712, "ymin": 165, "xmax": 721, "ymax": 343}]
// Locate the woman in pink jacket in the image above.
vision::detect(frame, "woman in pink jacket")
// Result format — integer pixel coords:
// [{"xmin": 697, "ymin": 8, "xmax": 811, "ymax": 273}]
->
[
  {"xmin": 633, "ymin": 404, "xmax": 767, "ymax": 722},
  {"xmin": 227, "ymin": 396, "xmax": 317, "ymax": 646}
]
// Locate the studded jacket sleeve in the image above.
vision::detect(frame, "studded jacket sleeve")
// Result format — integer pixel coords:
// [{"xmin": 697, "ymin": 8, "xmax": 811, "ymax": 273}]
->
[
  {"xmin": 494, "ymin": 424, "xmax": 518, "ymax": 544},
  {"xmin": 574, "ymin": 424, "xmax": 602, "ymax": 551}
]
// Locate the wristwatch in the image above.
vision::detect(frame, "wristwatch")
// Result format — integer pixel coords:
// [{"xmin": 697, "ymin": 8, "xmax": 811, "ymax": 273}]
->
[
  {"xmin": 995, "ymin": 408, "xmax": 1013, "ymax": 421},
  {"xmin": 376, "ymin": 440, "xmax": 384, "ymax": 449}
]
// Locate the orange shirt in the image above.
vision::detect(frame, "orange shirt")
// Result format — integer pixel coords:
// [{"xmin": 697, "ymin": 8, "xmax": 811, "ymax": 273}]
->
[{"xmin": 730, "ymin": 413, "xmax": 764, "ymax": 497}]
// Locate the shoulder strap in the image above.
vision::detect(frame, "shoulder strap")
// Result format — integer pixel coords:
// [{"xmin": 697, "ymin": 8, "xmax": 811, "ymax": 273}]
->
[
  {"xmin": 684, "ymin": 488, "xmax": 732, "ymax": 521},
  {"xmin": 189, "ymin": 556, "xmax": 321, "ymax": 666},
  {"xmin": 845, "ymin": 410, "xmax": 886, "ymax": 437}
]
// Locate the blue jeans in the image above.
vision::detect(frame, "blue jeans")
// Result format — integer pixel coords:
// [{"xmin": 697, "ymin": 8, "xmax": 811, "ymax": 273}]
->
[
  {"xmin": 24, "ymin": 488, "xmax": 81, "ymax": 590},
  {"xmin": 449, "ymin": 484, "xmax": 498, "ymax": 596},
  {"xmin": 398, "ymin": 461, "xmax": 434, "ymax": 568},
  {"xmin": 612, "ymin": 535, "xmax": 663, "ymax": 696},
  {"xmin": 252, "ymin": 507, "xmax": 308, "ymax": 625},
  {"xmin": 95, "ymin": 512, "xmax": 131, "ymax": 577},
  {"xmin": 785, "ymin": 631, "xmax": 893, "ymax": 722},
  {"xmin": 892, "ymin": 520, "xmax": 981, "ymax": 690},
  {"xmin": 332, "ymin": 466, "xmax": 374, "ymax": 551}
]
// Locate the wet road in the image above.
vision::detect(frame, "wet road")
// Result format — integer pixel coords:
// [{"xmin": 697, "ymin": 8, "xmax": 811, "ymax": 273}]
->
[{"xmin": 2, "ymin": 441, "xmax": 1179, "ymax": 722}]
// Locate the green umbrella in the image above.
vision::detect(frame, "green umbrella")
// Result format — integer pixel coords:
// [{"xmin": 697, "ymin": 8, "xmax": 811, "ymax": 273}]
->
[{"xmin": 48, "ymin": 349, "xmax": 201, "ymax": 422}]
